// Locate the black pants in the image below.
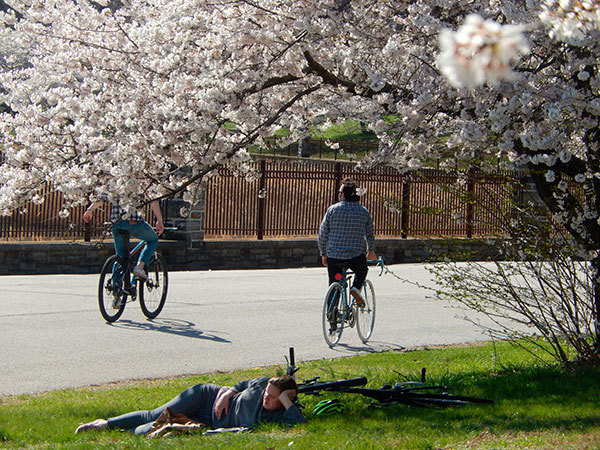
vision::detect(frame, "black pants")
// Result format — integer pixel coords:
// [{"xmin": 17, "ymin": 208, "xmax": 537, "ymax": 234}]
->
[{"xmin": 326, "ymin": 254, "xmax": 368, "ymax": 290}]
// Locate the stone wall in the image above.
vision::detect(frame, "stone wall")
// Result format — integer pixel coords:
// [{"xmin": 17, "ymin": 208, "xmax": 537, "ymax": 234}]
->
[{"xmin": 0, "ymin": 238, "xmax": 502, "ymax": 275}]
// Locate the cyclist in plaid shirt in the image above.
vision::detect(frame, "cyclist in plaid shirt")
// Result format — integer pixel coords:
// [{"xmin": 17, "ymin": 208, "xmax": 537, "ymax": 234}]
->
[
  {"xmin": 83, "ymin": 198, "xmax": 164, "ymax": 281},
  {"xmin": 318, "ymin": 178, "xmax": 376, "ymax": 308}
]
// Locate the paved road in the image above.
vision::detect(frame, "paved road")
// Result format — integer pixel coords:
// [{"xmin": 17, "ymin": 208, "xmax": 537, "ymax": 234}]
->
[{"xmin": 1, "ymin": 264, "xmax": 491, "ymax": 396}]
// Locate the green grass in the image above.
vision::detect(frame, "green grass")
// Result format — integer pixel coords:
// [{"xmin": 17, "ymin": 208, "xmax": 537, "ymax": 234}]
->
[{"xmin": 1, "ymin": 341, "xmax": 599, "ymax": 449}]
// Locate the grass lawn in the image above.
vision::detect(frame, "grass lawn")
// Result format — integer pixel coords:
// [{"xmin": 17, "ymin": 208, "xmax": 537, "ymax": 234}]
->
[{"xmin": 1, "ymin": 341, "xmax": 599, "ymax": 449}]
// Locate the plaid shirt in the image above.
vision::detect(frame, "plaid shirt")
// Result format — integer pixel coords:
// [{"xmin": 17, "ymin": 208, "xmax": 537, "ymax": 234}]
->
[
  {"xmin": 318, "ymin": 200, "xmax": 375, "ymax": 259},
  {"xmin": 110, "ymin": 199, "xmax": 145, "ymax": 223}
]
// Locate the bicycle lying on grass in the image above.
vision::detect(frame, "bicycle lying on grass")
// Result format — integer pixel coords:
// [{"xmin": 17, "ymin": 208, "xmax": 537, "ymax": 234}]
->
[
  {"xmin": 285, "ymin": 347, "xmax": 492, "ymax": 408},
  {"xmin": 323, "ymin": 257, "xmax": 384, "ymax": 347},
  {"xmin": 98, "ymin": 228, "xmax": 169, "ymax": 323}
]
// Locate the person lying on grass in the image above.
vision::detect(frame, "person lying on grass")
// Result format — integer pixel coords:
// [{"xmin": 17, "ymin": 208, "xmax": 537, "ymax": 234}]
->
[{"xmin": 75, "ymin": 375, "xmax": 304, "ymax": 435}]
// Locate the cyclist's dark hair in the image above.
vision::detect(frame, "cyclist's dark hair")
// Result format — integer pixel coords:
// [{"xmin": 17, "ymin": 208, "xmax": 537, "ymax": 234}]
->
[
  {"xmin": 340, "ymin": 178, "xmax": 360, "ymax": 202},
  {"xmin": 268, "ymin": 375, "xmax": 299, "ymax": 400}
]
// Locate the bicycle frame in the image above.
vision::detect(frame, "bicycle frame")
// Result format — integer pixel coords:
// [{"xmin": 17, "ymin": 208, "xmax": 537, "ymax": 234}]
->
[
  {"xmin": 326, "ymin": 258, "xmax": 383, "ymax": 331},
  {"xmin": 110, "ymin": 225, "xmax": 175, "ymax": 299},
  {"xmin": 329, "ymin": 272, "xmax": 354, "ymax": 327}
]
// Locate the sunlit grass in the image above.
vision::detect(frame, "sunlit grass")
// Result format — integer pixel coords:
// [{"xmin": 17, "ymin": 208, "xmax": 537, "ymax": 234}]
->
[{"xmin": 1, "ymin": 340, "xmax": 599, "ymax": 449}]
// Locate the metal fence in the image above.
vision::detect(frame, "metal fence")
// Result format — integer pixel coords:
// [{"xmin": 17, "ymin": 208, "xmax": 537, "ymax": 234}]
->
[
  {"xmin": 204, "ymin": 158, "xmax": 522, "ymax": 239},
  {"xmin": 0, "ymin": 157, "xmax": 522, "ymax": 241}
]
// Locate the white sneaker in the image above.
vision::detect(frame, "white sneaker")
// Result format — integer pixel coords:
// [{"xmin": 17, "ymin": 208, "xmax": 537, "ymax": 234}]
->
[
  {"xmin": 132, "ymin": 263, "xmax": 147, "ymax": 280},
  {"xmin": 112, "ymin": 294, "xmax": 122, "ymax": 309},
  {"xmin": 350, "ymin": 287, "xmax": 366, "ymax": 308}
]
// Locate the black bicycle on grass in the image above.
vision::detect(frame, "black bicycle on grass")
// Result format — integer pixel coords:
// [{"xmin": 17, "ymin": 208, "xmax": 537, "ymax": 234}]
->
[
  {"xmin": 98, "ymin": 230, "xmax": 168, "ymax": 322},
  {"xmin": 285, "ymin": 347, "xmax": 492, "ymax": 408}
]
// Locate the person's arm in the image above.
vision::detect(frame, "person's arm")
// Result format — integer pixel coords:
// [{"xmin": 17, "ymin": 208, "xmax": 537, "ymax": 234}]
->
[
  {"xmin": 83, "ymin": 202, "xmax": 104, "ymax": 223},
  {"xmin": 213, "ymin": 386, "xmax": 236, "ymax": 420},
  {"xmin": 279, "ymin": 389, "xmax": 306, "ymax": 425},
  {"xmin": 318, "ymin": 211, "xmax": 330, "ymax": 265},
  {"xmin": 365, "ymin": 211, "xmax": 375, "ymax": 257},
  {"xmin": 278, "ymin": 389, "xmax": 297, "ymax": 410},
  {"xmin": 150, "ymin": 200, "xmax": 164, "ymax": 236}
]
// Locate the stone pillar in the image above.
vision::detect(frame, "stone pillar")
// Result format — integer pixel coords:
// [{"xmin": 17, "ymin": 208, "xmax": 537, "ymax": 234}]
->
[
  {"xmin": 185, "ymin": 187, "xmax": 205, "ymax": 243},
  {"xmin": 161, "ymin": 187, "xmax": 205, "ymax": 243}
]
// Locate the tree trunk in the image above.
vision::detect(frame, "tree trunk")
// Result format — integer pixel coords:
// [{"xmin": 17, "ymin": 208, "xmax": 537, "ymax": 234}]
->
[{"xmin": 593, "ymin": 256, "xmax": 600, "ymax": 351}]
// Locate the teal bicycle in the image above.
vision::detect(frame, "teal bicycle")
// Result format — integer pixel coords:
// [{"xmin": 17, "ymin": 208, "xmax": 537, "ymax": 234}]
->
[
  {"xmin": 322, "ymin": 258, "xmax": 384, "ymax": 347},
  {"xmin": 98, "ymin": 229, "xmax": 169, "ymax": 323}
]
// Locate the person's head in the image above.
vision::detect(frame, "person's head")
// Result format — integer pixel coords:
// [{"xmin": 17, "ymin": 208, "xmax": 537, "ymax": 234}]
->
[
  {"xmin": 339, "ymin": 178, "xmax": 360, "ymax": 202},
  {"xmin": 262, "ymin": 375, "xmax": 299, "ymax": 411}
]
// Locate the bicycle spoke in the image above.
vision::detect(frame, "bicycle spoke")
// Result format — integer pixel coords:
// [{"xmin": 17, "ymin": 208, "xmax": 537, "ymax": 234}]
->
[{"xmin": 356, "ymin": 279, "xmax": 376, "ymax": 343}]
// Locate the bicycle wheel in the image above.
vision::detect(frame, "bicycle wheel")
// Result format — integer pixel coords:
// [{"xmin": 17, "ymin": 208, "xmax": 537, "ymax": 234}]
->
[
  {"xmin": 356, "ymin": 279, "xmax": 376, "ymax": 343},
  {"xmin": 339, "ymin": 386, "xmax": 492, "ymax": 408},
  {"xmin": 400, "ymin": 392, "xmax": 493, "ymax": 407},
  {"xmin": 98, "ymin": 255, "xmax": 126, "ymax": 322},
  {"xmin": 139, "ymin": 253, "xmax": 168, "ymax": 319},
  {"xmin": 322, "ymin": 283, "xmax": 344, "ymax": 347}
]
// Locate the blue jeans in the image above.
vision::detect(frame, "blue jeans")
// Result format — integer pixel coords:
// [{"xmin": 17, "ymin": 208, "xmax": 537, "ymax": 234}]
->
[
  {"xmin": 106, "ymin": 383, "xmax": 221, "ymax": 434},
  {"xmin": 111, "ymin": 220, "xmax": 158, "ymax": 288}
]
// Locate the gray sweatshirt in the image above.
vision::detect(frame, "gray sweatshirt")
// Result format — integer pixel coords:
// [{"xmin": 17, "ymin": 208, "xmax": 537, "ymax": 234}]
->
[{"xmin": 212, "ymin": 377, "xmax": 305, "ymax": 428}]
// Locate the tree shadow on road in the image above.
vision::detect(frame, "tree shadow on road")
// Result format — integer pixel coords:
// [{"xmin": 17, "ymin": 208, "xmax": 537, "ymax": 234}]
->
[{"xmin": 108, "ymin": 318, "xmax": 231, "ymax": 343}]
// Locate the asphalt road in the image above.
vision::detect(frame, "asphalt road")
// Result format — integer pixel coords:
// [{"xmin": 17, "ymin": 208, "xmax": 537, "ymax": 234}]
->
[{"xmin": 1, "ymin": 264, "xmax": 491, "ymax": 396}]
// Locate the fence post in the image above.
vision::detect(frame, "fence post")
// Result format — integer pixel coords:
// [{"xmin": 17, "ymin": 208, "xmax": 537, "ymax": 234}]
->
[
  {"xmin": 83, "ymin": 220, "xmax": 91, "ymax": 242},
  {"xmin": 257, "ymin": 159, "xmax": 266, "ymax": 240},
  {"xmin": 466, "ymin": 169, "xmax": 475, "ymax": 238},
  {"xmin": 333, "ymin": 162, "xmax": 342, "ymax": 204},
  {"xmin": 401, "ymin": 176, "xmax": 411, "ymax": 239}
]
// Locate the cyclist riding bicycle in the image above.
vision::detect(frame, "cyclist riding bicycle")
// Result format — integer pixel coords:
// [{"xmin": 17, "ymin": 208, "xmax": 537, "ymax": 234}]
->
[
  {"xmin": 83, "ymin": 198, "xmax": 164, "ymax": 283},
  {"xmin": 318, "ymin": 178, "xmax": 376, "ymax": 310}
]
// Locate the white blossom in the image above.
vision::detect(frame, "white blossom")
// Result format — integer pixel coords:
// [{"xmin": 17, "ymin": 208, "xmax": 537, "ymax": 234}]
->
[
  {"xmin": 540, "ymin": 0, "xmax": 600, "ymax": 45},
  {"xmin": 58, "ymin": 209, "xmax": 70, "ymax": 219},
  {"xmin": 0, "ymin": 0, "xmax": 596, "ymax": 259},
  {"xmin": 437, "ymin": 14, "xmax": 530, "ymax": 88}
]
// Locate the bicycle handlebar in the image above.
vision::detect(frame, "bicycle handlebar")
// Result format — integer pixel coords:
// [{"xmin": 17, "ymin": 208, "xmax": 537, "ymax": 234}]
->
[
  {"xmin": 101, "ymin": 221, "xmax": 178, "ymax": 233},
  {"xmin": 366, "ymin": 256, "xmax": 385, "ymax": 276}
]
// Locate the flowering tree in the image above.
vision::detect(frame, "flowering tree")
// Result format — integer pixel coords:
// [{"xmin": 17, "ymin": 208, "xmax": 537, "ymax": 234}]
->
[{"xmin": 0, "ymin": 1, "xmax": 599, "ymax": 358}]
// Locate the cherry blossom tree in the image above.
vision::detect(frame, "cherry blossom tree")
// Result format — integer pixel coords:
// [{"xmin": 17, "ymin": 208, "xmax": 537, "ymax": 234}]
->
[{"xmin": 0, "ymin": 0, "xmax": 599, "ymax": 360}]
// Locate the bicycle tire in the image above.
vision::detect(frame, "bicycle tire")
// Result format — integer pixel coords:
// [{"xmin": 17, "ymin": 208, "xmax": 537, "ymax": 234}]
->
[
  {"xmin": 401, "ymin": 392, "xmax": 493, "ymax": 406},
  {"xmin": 340, "ymin": 387, "xmax": 492, "ymax": 407},
  {"xmin": 98, "ymin": 255, "xmax": 126, "ymax": 322},
  {"xmin": 139, "ymin": 253, "xmax": 168, "ymax": 319},
  {"xmin": 298, "ymin": 376, "xmax": 368, "ymax": 394},
  {"xmin": 322, "ymin": 282, "xmax": 344, "ymax": 347},
  {"xmin": 356, "ymin": 279, "xmax": 376, "ymax": 343}
]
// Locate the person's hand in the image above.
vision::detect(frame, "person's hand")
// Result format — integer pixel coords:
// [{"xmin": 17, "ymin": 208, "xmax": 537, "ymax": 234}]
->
[
  {"xmin": 155, "ymin": 219, "xmax": 164, "ymax": 236},
  {"xmin": 213, "ymin": 387, "xmax": 233, "ymax": 419},
  {"xmin": 322, "ymin": 256, "xmax": 328, "ymax": 266},
  {"xmin": 278, "ymin": 389, "xmax": 297, "ymax": 409},
  {"xmin": 367, "ymin": 250, "xmax": 377, "ymax": 261},
  {"xmin": 82, "ymin": 210, "xmax": 93, "ymax": 223}
]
